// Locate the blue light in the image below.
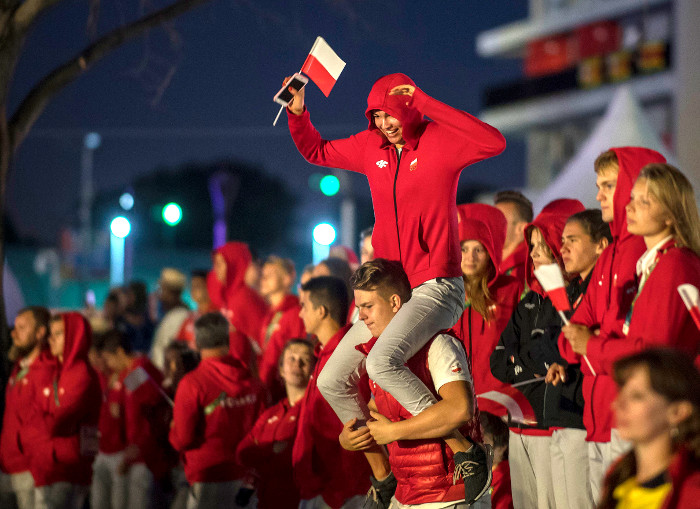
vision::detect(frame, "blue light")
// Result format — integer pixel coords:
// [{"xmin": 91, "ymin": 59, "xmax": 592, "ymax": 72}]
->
[
  {"xmin": 119, "ymin": 192, "xmax": 134, "ymax": 211},
  {"xmin": 313, "ymin": 223, "xmax": 336, "ymax": 246},
  {"xmin": 110, "ymin": 216, "xmax": 131, "ymax": 238}
]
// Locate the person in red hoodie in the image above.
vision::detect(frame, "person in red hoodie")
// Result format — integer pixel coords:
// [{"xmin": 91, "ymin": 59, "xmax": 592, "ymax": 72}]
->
[
  {"xmin": 293, "ymin": 276, "xmax": 373, "ymax": 509},
  {"xmin": 237, "ymin": 338, "xmax": 315, "ymax": 509},
  {"xmin": 494, "ymin": 190, "xmax": 533, "ymax": 290},
  {"xmin": 0, "ymin": 306, "xmax": 52, "ymax": 509},
  {"xmin": 208, "ymin": 241, "xmax": 269, "ymax": 368},
  {"xmin": 598, "ymin": 348, "xmax": 700, "ymax": 509},
  {"xmin": 169, "ymin": 312, "xmax": 266, "ymax": 509},
  {"xmin": 453, "ymin": 203, "xmax": 523, "ymax": 413},
  {"xmin": 342, "ymin": 259, "xmax": 486, "ymax": 508},
  {"xmin": 100, "ymin": 329, "xmax": 172, "ymax": 509},
  {"xmin": 29, "ymin": 312, "xmax": 101, "ymax": 509},
  {"xmin": 284, "ymin": 74, "xmax": 505, "ymax": 460},
  {"xmin": 257, "ymin": 255, "xmax": 306, "ymax": 399},
  {"xmin": 552, "ymin": 147, "xmax": 666, "ymax": 502}
]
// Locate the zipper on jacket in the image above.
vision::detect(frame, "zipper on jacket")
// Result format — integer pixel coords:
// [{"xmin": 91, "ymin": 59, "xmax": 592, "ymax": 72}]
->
[{"xmin": 393, "ymin": 148, "xmax": 402, "ymax": 263}]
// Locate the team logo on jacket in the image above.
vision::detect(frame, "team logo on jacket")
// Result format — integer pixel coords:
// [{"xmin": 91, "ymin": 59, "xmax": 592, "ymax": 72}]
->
[
  {"xmin": 450, "ymin": 363, "xmax": 462, "ymax": 374},
  {"xmin": 376, "ymin": 160, "xmax": 388, "ymax": 168},
  {"xmin": 409, "ymin": 158, "xmax": 418, "ymax": 171}
]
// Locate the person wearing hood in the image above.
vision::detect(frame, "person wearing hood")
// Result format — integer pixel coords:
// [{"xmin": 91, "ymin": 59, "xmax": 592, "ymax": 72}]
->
[
  {"xmin": 453, "ymin": 203, "xmax": 523, "ymax": 411},
  {"xmin": 552, "ymin": 147, "xmax": 666, "ymax": 502},
  {"xmin": 0, "ymin": 306, "xmax": 52, "ymax": 509},
  {"xmin": 169, "ymin": 312, "xmax": 266, "ymax": 509},
  {"xmin": 208, "ymin": 241, "xmax": 269, "ymax": 367},
  {"xmin": 284, "ymin": 73, "xmax": 506, "ymax": 498},
  {"xmin": 27, "ymin": 312, "xmax": 101, "ymax": 509},
  {"xmin": 490, "ymin": 198, "xmax": 585, "ymax": 509}
]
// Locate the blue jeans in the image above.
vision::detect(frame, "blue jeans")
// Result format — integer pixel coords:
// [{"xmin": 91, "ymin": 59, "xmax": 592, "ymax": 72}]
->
[{"xmin": 317, "ymin": 276, "xmax": 465, "ymax": 423}]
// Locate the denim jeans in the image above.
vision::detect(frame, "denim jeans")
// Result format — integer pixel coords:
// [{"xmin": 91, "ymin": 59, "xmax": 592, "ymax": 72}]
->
[{"xmin": 317, "ymin": 276, "xmax": 465, "ymax": 423}]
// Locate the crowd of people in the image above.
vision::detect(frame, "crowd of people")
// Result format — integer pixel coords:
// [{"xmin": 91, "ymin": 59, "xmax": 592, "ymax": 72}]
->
[{"xmin": 1, "ymin": 73, "xmax": 699, "ymax": 509}]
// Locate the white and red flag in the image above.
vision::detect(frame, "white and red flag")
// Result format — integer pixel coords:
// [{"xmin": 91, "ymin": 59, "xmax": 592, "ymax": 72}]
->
[
  {"xmin": 678, "ymin": 284, "xmax": 700, "ymax": 331},
  {"xmin": 477, "ymin": 386, "xmax": 538, "ymax": 426},
  {"xmin": 300, "ymin": 37, "xmax": 346, "ymax": 97},
  {"xmin": 534, "ymin": 262, "xmax": 597, "ymax": 376}
]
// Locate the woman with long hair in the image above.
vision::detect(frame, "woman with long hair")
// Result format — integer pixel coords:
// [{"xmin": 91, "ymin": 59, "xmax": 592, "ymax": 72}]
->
[
  {"xmin": 564, "ymin": 163, "xmax": 700, "ymax": 377},
  {"xmin": 598, "ymin": 348, "xmax": 700, "ymax": 508}
]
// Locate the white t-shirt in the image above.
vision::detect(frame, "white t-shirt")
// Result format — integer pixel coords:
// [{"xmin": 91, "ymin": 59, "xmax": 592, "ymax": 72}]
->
[{"xmin": 426, "ymin": 333, "xmax": 472, "ymax": 393}]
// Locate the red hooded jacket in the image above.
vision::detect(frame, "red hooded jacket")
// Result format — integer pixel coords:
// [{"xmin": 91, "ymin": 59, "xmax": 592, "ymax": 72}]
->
[
  {"xmin": 501, "ymin": 241, "xmax": 528, "ymax": 291},
  {"xmin": 288, "ymin": 73, "xmax": 505, "ymax": 289},
  {"xmin": 356, "ymin": 333, "xmax": 478, "ymax": 506},
  {"xmin": 452, "ymin": 203, "xmax": 522, "ymax": 413},
  {"xmin": 97, "ymin": 370, "xmax": 126, "ymax": 454},
  {"xmin": 236, "ymin": 398, "xmax": 302, "ymax": 509},
  {"xmin": 27, "ymin": 313, "xmax": 102, "ymax": 487},
  {"xmin": 169, "ymin": 354, "xmax": 266, "ymax": 484},
  {"xmin": 291, "ymin": 324, "xmax": 371, "ymax": 508},
  {"xmin": 208, "ymin": 242, "xmax": 269, "ymax": 365},
  {"xmin": 559, "ymin": 147, "xmax": 667, "ymax": 442},
  {"xmin": 0, "ymin": 346, "xmax": 55, "ymax": 475}
]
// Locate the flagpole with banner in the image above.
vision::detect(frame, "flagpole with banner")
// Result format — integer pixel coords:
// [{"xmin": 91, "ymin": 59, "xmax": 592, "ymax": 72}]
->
[{"xmin": 534, "ymin": 263, "xmax": 597, "ymax": 376}]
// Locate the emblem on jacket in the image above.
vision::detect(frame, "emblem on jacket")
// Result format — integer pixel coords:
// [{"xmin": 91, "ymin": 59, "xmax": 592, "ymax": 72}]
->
[
  {"xmin": 409, "ymin": 158, "xmax": 418, "ymax": 171},
  {"xmin": 450, "ymin": 363, "xmax": 462, "ymax": 374},
  {"xmin": 376, "ymin": 160, "xmax": 388, "ymax": 168}
]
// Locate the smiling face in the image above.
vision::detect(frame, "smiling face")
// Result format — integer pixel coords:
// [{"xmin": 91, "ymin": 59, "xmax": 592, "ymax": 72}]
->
[
  {"xmin": 354, "ymin": 288, "xmax": 400, "ymax": 338},
  {"xmin": 595, "ymin": 167, "xmax": 619, "ymax": 223},
  {"xmin": 626, "ymin": 177, "xmax": 672, "ymax": 243},
  {"xmin": 460, "ymin": 240, "xmax": 491, "ymax": 280},
  {"xmin": 560, "ymin": 220, "xmax": 605, "ymax": 280},
  {"xmin": 372, "ymin": 110, "xmax": 405, "ymax": 147},
  {"xmin": 529, "ymin": 227, "xmax": 555, "ymax": 270}
]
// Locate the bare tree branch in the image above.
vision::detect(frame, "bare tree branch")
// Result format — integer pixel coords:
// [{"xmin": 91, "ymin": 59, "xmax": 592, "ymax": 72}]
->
[
  {"xmin": 13, "ymin": 0, "xmax": 63, "ymax": 33},
  {"xmin": 8, "ymin": 0, "xmax": 214, "ymax": 151}
]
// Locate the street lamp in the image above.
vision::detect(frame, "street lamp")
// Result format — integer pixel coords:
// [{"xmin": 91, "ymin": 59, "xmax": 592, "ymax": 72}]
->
[
  {"xmin": 312, "ymin": 222, "xmax": 336, "ymax": 264},
  {"xmin": 110, "ymin": 216, "xmax": 131, "ymax": 286}
]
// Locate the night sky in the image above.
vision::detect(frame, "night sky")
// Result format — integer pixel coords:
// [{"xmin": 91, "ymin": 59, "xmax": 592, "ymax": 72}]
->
[{"xmin": 8, "ymin": 0, "xmax": 528, "ymax": 247}]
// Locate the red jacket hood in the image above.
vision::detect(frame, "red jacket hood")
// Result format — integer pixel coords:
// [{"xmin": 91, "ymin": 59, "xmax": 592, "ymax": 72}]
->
[
  {"xmin": 61, "ymin": 312, "xmax": 92, "ymax": 369},
  {"xmin": 457, "ymin": 203, "xmax": 507, "ymax": 285},
  {"xmin": 365, "ymin": 73, "xmax": 427, "ymax": 149},
  {"xmin": 525, "ymin": 198, "xmax": 585, "ymax": 295},
  {"xmin": 208, "ymin": 241, "xmax": 252, "ymax": 308},
  {"xmin": 608, "ymin": 147, "xmax": 666, "ymax": 239}
]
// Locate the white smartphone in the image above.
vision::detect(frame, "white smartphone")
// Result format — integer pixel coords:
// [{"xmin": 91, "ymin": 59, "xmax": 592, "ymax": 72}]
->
[{"xmin": 274, "ymin": 73, "xmax": 309, "ymax": 107}]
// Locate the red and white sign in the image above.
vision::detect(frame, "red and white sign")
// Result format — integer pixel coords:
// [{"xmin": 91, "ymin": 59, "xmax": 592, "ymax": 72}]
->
[{"xmin": 301, "ymin": 37, "xmax": 346, "ymax": 97}]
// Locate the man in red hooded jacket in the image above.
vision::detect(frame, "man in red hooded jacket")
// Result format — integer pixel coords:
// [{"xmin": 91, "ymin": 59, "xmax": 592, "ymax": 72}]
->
[
  {"xmin": 28, "ymin": 312, "xmax": 101, "ymax": 509},
  {"xmin": 208, "ymin": 241, "xmax": 269, "ymax": 368},
  {"xmin": 551, "ymin": 147, "xmax": 667, "ymax": 501},
  {"xmin": 0, "ymin": 306, "xmax": 52, "ymax": 509},
  {"xmin": 170, "ymin": 312, "xmax": 266, "ymax": 509},
  {"xmin": 284, "ymin": 74, "xmax": 505, "ymax": 487}
]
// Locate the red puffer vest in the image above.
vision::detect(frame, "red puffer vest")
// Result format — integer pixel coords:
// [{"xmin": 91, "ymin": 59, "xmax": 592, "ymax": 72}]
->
[{"xmin": 358, "ymin": 332, "xmax": 481, "ymax": 505}]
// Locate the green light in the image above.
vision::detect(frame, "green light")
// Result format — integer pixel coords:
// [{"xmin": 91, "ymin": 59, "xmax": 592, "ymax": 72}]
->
[
  {"xmin": 162, "ymin": 202, "xmax": 182, "ymax": 226},
  {"xmin": 319, "ymin": 175, "xmax": 340, "ymax": 196}
]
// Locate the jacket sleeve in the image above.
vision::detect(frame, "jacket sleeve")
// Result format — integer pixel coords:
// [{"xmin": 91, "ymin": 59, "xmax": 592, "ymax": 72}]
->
[
  {"xmin": 287, "ymin": 108, "xmax": 368, "ymax": 174},
  {"xmin": 491, "ymin": 303, "xmax": 523, "ymax": 384},
  {"xmin": 168, "ymin": 377, "xmax": 203, "ymax": 452},
  {"xmin": 410, "ymin": 87, "xmax": 506, "ymax": 167},
  {"xmin": 586, "ymin": 256, "xmax": 700, "ymax": 375}
]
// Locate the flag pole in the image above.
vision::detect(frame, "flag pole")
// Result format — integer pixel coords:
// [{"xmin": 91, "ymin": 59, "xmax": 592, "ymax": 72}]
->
[
  {"xmin": 558, "ymin": 309, "xmax": 597, "ymax": 376},
  {"xmin": 272, "ymin": 105, "xmax": 285, "ymax": 126},
  {"xmin": 512, "ymin": 378, "xmax": 544, "ymax": 388}
]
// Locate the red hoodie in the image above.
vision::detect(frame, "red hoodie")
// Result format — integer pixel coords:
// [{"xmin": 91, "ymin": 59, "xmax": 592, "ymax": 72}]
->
[
  {"xmin": 501, "ymin": 241, "xmax": 528, "ymax": 291},
  {"xmin": 169, "ymin": 354, "xmax": 266, "ymax": 483},
  {"xmin": 97, "ymin": 370, "xmax": 126, "ymax": 454},
  {"xmin": 559, "ymin": 147, "xmax": 666, "ymax": 442},
  {"xmin": 236, "ymin": 398, "xmax": 302, "ymax": 509},
  {"xmin": 208, "ymin": 242, "xmax": 269, "ymax": 366},
  {"xmin": 27, "ymin": 313, "xmax": 102, "ymax": 487},
  {"xmin": 452, "ymin": 203, "xmax": 522, "ymax": 413},
  {"xmin": 257, "ymin": 295, "xmax": 306, "ymax": 399},
  {"xmin": 0, "ymin": 346, "xmax": 55, "ymax": 475},
  {"xmin": 291, "ymin": 324, "xmax": 371, "ymax": 508},
  {"xmin": 288, "ymin": 73, "xmax": 505, "ymax": 289}
]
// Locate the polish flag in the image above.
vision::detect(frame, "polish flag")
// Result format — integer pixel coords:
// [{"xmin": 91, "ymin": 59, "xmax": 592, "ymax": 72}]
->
[
  {"xmin": 477, "ymin": 386, "xmax": 537, "ymax": 425},
  {"xmin": 534, "ymin": 263, "xmax": 570, "ymax": 315},
  {"xmin": 678, "ymin": 284, "xmax": 700, "ymax": 330},
  {"xmin": 301, "ymin": 37, "xmax": 346, "ymax": 97}
]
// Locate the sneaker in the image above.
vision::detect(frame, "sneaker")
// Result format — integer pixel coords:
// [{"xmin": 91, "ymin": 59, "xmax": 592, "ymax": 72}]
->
[
  {"xmin": 453, "ymin": 441, "xmax": 493, "ymax": 505},
  {"xmin": 364, "ymin": 471, "xmax": 397, "ymax": 509}
]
